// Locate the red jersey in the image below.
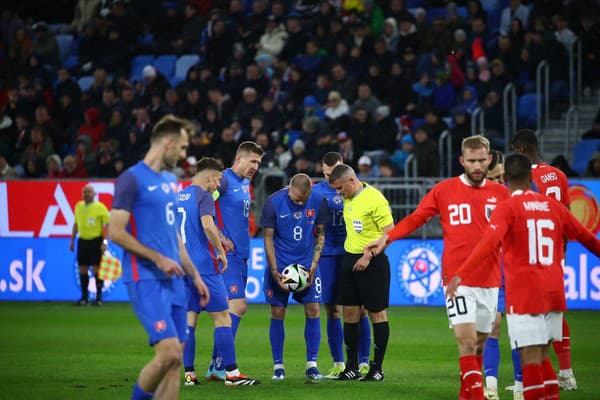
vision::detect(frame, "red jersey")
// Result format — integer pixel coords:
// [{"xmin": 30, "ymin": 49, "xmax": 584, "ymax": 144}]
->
[
  {"xmin": 388, "ymin": 175, "xmax": 509, "ymax": 287},
  {"xmin": 458, "ymin": 190, "xmax": 600, "ymax": 314},
  {"xmin": 531, "ymin": 163, "xmax": 570, "ymax": 207}
]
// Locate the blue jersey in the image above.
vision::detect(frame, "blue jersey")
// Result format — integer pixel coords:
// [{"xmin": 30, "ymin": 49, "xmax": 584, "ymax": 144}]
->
[
  {"xmin": 112, "ymin": 161, "xmax": 180, "ymax": 282},
  {"xmin": 260, "ymin": 188, "xmax": 328, "ymax": 270},
  {"xmin": 311, "ymin": 181, "xmax": 346, "ymax": 256},
  {"xmin": 177, "ymin": 185, "xmax": 220, "ymax": 275},
  {"xmin": 216, "ymin": 169, "xmax": 252, "ymax": 258}
]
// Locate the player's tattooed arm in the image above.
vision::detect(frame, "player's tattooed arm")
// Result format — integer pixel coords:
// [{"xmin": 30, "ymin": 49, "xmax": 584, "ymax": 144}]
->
[
  {"xmin": 311, "ymin": 224, "xmax": 325, "ymax": 266},
  {"xmin": 217, "ymin": 228, "xmax": 234, "ymax": 252}
]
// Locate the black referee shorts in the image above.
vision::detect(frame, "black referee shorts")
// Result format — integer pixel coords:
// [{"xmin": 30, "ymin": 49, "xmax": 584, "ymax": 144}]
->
[
  {"xmin": 339, "ymin": 252, "xmax": 390, "ymax": 312},
  {"xmin": 77, "ymin": 237, "xmax": 103, "ymax": 267}
]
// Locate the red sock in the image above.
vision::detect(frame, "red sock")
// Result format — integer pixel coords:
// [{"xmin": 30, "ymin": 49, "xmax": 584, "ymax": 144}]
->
[
  {"xmin": 459, "ymin": 372, "xmax": 471, "ymax": 400},
  {"xmin": 476, "ymin": 355, "xmax": 483, "ymax": 370},
  {"xmin": 460, "ymin": 355, "xmax": 484, "ymax": 400},
  {"xmin": 552, "ymin": 317, "xmax": 572, "ymax": 370},
  {"xmin": 522, "ymin": 363, "xmax": 545, "ymax": 400},
  {"xmin": 542, "ymin": 358, "xmax": 560, "ymax": 400}
]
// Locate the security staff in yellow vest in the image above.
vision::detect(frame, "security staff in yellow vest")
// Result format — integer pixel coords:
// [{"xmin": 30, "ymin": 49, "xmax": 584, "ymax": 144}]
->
[{"xmin": 70, "ymin": 185, "xmax": 110, "ymax": 306}]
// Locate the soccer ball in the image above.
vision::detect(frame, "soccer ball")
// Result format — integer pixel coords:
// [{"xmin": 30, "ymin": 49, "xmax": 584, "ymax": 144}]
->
[{"xmin": 281, "ymin": 264, "xmax": 310, "ymax": 292}]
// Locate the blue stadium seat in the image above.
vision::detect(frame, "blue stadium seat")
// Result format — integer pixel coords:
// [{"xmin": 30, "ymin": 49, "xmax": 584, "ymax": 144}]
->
[
  {"xmin": 516, "ymin": 94, "xmax": 537, "ymax": 128},
  {"xmin": 154, "ymin": 55, "xmax": 177, "ymax": 77},
  {"xmin": 78, "ymin": 76, "xmax": 94, "ymax": 92},
  {"xmin": 63, "ymin": 55, "xmax": 78, "ymax": 70},
  {"xmin": 55, "ymin": 34, "xmax": 74, "ymax": 63},
  {"xmin": 175, "ymin": 54, "xmax": 201, "ymax": 78},
  {"xmin": 427, "ymin": 7, "xmax": 447, "ymax": 24},
  {"xmin": 406, "ymin": 0, "xmax": 425, "ymax": 7},
  {"xmin": 572, "ymin": 139, "xmax": 600, "ymax": 176},
  {"xmin": 130, "ymin": 55, "xmax": 155, "ymax": 82},
  {"xmin": 169, "ymin": 75, "xmax": 184, "ymax": 88}
]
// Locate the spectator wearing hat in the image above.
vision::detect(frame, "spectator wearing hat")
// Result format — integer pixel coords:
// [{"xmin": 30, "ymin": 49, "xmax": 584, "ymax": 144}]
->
[
  {"xmin": 181, "ymin": 156, "xmax": 198, "ymax": 178},
  {"xmin": 142, "ymin": 65, "xmax": 170, "ymax": 103},
  {"xmin": 357, "ymin": 154, "xmax": 379, "ymax": 179},
  {"xmin": 381, "ymin": 18, "xmax": 399, "ymax": 52},
  {"xmin": 303, "ymin": 95, "xmax": 325, "ymax": 121},
  {"xmin": 46, "ymin": 153, "xmax": 63, "ymax": 178},
  {"xmin": 409, "ymin": 72, "xmax": 435, "ymax": 115},
  {"xmin": 391, "ymin": 134, "xmax": 414, "ymax": 174},
  {"xmin": 77, "ymin": 107, "xmax": 106, "ymax": 151},
  {"xmin": 256, "ymin": 15, "xmax": 288, "ymax": 58},
  {"xmin": 325, "ymin": 91, "xmax": 351, "ymax": 135}
]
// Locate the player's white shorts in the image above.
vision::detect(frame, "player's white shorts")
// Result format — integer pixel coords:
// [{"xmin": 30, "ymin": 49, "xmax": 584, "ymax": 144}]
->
[
  {"xmin": 506, "ymin": 312, "xmax": 563, "ymax": 350},
  {"xmin": 443, "ymin": 286, "xmax": 499, "ymax": 333}
]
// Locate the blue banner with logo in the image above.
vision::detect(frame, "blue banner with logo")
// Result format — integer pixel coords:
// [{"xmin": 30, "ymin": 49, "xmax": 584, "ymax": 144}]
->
[{"xmin": 1, "ymin": 238, "xmax": 599, "ymax": 309}]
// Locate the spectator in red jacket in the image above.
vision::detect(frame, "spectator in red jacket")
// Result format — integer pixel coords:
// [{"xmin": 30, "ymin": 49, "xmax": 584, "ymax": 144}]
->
[{"xmin": 77, "ymin": 107, "xmax": 105, "ymax": 151}]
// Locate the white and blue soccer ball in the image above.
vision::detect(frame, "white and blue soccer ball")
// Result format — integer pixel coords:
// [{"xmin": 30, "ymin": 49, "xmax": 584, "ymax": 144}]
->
[{"xmin": 281, "ymin": 263, "xmax": 310, "ymax": 292}]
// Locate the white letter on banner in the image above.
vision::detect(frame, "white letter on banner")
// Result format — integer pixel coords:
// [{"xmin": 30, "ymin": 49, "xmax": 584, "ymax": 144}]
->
[
  {"xmin": 563, "ymin": 263, "xmax": 577, "ymax": 300},
  {"xmin": 26, "ymin": 249, "xmax": 45, "ymax": 292},
  {"xmin": 579, "ymin": 254, "xmax": 588, "ymax": 300},
  {"xmin": 39, "ymin": 184, "xmax": 75, "ymax": 237},
  {"xmin": 0, "ymin": 183, "xmax": 34, "ymax": 237},
  {"xmin": 9, "ymin": 260, "xmax": 24, "ymax": 292},
  {"xmin": 591, "ymin": 266, "xmax": 600, "ymax": 301},
  {"xmin": 251, "ymin": 246, "xmax": 265, "ymax": 270}
]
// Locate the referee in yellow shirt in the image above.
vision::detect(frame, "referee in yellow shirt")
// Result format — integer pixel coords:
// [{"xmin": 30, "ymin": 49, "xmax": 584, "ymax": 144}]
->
[
  {"xmin": 70, "ymin": 185, "xmax": 110, "ymax": 306},
  {"xmin": 328, "ymin": 164, "xmax": 394, "ymax": 382}
]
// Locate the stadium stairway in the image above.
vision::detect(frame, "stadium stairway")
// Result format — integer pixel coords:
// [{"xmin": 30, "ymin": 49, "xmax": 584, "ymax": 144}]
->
[{"xmin": 540, "ymin": 90, "xmax": 600, "ymax": 164}]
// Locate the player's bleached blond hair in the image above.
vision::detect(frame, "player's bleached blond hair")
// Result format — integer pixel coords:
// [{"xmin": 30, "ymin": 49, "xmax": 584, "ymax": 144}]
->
[
  {"xmin": 461, "ymin": 135, "xmax": 490, "ymax": 154},
  {"xmin": 290, "ymin": 173, "xmax": 312, "ymax": 195}
]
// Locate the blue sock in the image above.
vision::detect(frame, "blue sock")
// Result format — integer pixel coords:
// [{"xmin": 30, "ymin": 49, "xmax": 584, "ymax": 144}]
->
[
  {"xmin": 358, "ymin": 316, "xmax": 371, "ymax": 365},
  {"xmin": 270, "ymin": 318, "xmax": 285, "ymax": 365},
  {"xmin": 230, "ymin": 313, "xmax": 241, "ymax": 338},
  {"xmin": 131, "ymin": 382, "xmax": 153, "ymax": 400},
  {"xmin": 483, "ymin": 337, "xmax": 500, "ymax": 379},
  {"xmin": 214, "ymin": 326, "xmax": 237, "ymax": 371},
  {"xmin": 183, "ymin": 326, "xmax": 195, "ymax": 371},
  {"xmin": 305, "ymin": 317, "xmax": 321, "ymax": 363},
  {"xmin": 327, "ymin": 317, "xmax": 344, "ymax": 363},
  {"xmin": 511, "ymin": 349, "xmax": 523, "ymax": 382}
]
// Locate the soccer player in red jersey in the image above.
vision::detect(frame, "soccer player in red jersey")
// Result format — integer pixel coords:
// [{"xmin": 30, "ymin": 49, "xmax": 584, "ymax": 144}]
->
[
  {"xmin": 447, "ymin": 153, "xmax": 600, "ymax": 400},
  {"xmin": 366, "ymin": 136, "xmax": 509, "ymax": 400},
  {"xmin": 512, "ymin": 130, "xmax": 576, "ymax": 390}
]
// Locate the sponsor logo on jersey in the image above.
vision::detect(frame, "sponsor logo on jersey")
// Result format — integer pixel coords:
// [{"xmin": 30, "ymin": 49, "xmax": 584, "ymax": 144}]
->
[
  {"xmin": 397, "ymin": 242, "xmax": 443, "ymax": 304},
  {"xmin": 485, "ymin": 204, "xmax": 496, "ymax": 222},
  {"xmin": 154, "ymin": 320, "xmax": 167, "ymax": 332}
]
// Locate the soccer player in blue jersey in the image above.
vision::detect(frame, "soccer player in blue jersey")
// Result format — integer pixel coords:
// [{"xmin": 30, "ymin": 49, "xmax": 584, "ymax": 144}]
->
[
  {"xmin": 312, "ymin": 152, "xmax": 372, "ymax": 379},
  {"xmin": 199, "ymin": 141, "xmax": 264, "ymax": 380},
  {"xmin": 108, "ymin": 115, "xmax": 210, "ymax": 400},
  {"xmin": 178, "ymin": 157, "xmax": 260, "ymax": 387},
  {"xmin": 261, "ymin": 173, "xmax": 328, "ymax": 382}
]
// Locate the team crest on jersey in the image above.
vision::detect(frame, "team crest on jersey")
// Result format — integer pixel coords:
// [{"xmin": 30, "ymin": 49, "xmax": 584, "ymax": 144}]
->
[
  {"xmin": 397, "ymin": 242, "xmax": 443, "ymax": 304},
  {"xmin": 333, "ymin": 195, "xmax": 342, "ymax": 205},
  {"xmin": 353, "ymin": 219, "xmax": 363, "ymax": 233},
  {"xmin": 306, "ymin": 209, "xmax": 315, "ymax": 218},
  {"xmin": 170, "ymin": 182, "xmax": 178, "ymax": 193},
  {"xmin": 154, "ymin": 320, "xmax": 167, "ymax": 332},
  {"xmin": 230, "ymin": 285, "xmax": 238, "ymax": 295},
  {"xmin": 242, "ymin": 185, "xmax": 249, "ymax": 193},
  {"xmin": 161, "ymin": 183, "xmax": 170, "ymax": 194},
  {"xmin": 485, "ymin": 204, "xmax": 496, "ymax": 222},
  {"xmin": 266, "ymin": 289, "xmax": 273, "ymax": 298},
  {"xmin": 294, "ymin": 211, "xmax": 302, "ymax": 219}
]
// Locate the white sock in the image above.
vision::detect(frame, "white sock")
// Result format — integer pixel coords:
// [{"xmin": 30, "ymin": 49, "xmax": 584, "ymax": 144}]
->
[
  {"xmin": 559, "ymin": 368, "xmax": 573, "ymax": 377},
  {"xmin": 334, "ymin": 362, "xmax": 345, "ymax": 368},
  {"xmin": 486, "ymin": 376, "xmax": 498, "ymax": 390},
  {"xmin": 274, "ymin": 363, "xmax": 284, "ymax": 371},
  {"xmin": 359, "ymin": 362, "xmax": 369, "ymax": 369},
  {"xmin": 185, "ymin": 371, "xmax": 196, "ymax": 377},
  {"xmin": 514, "ymin": 380, "xmax": 523, "ymax": 391},
  {"xmin": 306, "ymin": 361, "xmax": 317, "ymax": 369},
  {"xmin": 226, "ymin": 368, "xmax": 240, "ymax": 378}
]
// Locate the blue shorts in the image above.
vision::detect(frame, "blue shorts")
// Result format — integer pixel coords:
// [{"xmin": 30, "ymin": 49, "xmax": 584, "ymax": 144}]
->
[
  {"xmin": 127, "ymin": 278, "xmax": 187, "ymax": 346},
  {"xmin": 221, "ymin": 254, "xmax": 248, "ymax": 300},
  {"xmin": 497, "ymin": 286, "xmax": 506, "ymax": 314},
  {"xmin": 263, "ymin": 267, "xmax": 322, "ymax": 307},
  {"xmin": 186, "ymin": 274, "xmax": 229, "ymax": 313},
  {"xmin": 319, "ymin": 255, "xmax": 343, "ymax": 305}
]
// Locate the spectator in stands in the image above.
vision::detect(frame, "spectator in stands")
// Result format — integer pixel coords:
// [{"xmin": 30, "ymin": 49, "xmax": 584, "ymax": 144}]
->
[
  {"xmin": 325, "ymin": 90, "xmax": 351, "ymax": 134},
  {"xmin": 391, "ymin": 134, "xmax": 414, "ymax": 175},
  {"xmin": 423, "ymin": 108, "xmax": 448, "ymax": 142},
  {"xmin": 381, "ymin": 18, "xmax": 399, "ymax": 52},
  {"xmin": 60, "ymin": 154, "xmax": 87, "ymax": 178},
  {"xmin": 31, "ymin": 22, "xmax": 60, "ymax": 68},
  {"xmin": 422, "ymin": 17, "xmax": 452, "ymax": 55},
  {"xmin": 256, "ymin": 15, "xmax": 288, "ymax": 58},
  {"xmin": 46, "ymin": 153, "xmax": 62, "ymax": 178},
  {"xmin": 13, "ymin": 114, "xmax": 31, "ymax": 159},
  {"xmin": 88, "ymin": 67, "xmax": 109, "ymax": 105},
  {"xmin": 0, "ymin": 109, "xmax": 17, "ymax": 162},
  {"xmin": 465, "ymin": 0, "xmax": 488, "ymax": 25},
  {"xmin": 214, "ymin": 126, "xmax": 238, "ymax": 166},
  {"xmin": 499, "ymin": 0, "xmax": 530, "ymax": 36},
  {"xmin": 488, "ymin": 59, "xmax": 511, "ymax": 95},
  {"xmin": 348, "ymin": 107, "xmax": 374, "ymax": 157},
  {"xmin": 351, "ymin": 83, "xmax": 381, "ymax": 118},
  {"xmin": 357, "ymin": 154, "xmax": 379, "ymax": 179},
  {"xmin": 584, "ymin": 151, "xmax": 600, "ymax": 177},
  {"xmin": 234, "ymin": 87, "xmax": 261, "ymax": 130},
  {"xmin": 494, "ymin": 36, "xmax": 520, "ymax": 79},
  {"xmin": 260, "ymin": 96, "xmax": 285, "ymax": 134},
  {"xmin": 72, "ymin": 0, "xmax": 101, "ymax": 32},
  {"xmin": 23, "ymin": 155, "xmax": 45, "ymax": 178},
  {"xmin": 409, "ymin": 72, "xmax": 434, "ymax": 116},
  {"xmin": 553, "ymin": 13, "xmax": 577, "ymax": 53},
  {"xmin": 178, "ymin": 87, "xmax": 202, "ymax": 120},
  {"xmin": 302, "ymin": 95, "xmax": 324, "ymax": 121},
  {"xmin": 578, "ymin": 14, "xmax": 600, "ymax": 96},
  {"xmin": 202, "ymin": 17, "xmax": 234, "ymax": 73},
  {"xmin": 77, "ymin": 107, "xmax": 105, "ymax": 151},
  {"xmin": 372, "ymin": 105, "xmax": 398, "ymax": 153},
  {"xmin": 551, "ymin": 155, "xmax": 580, "ymax": 178},
  {"xmin": 141, "ymin": 65, "xmax": 169, "ymax": 103},
  {"xmin": 388, "ymin": 62, "xmax": 412, "ymax": 115},
  {"xmin": 446, "ymin": 2, "xmax": 466, "ymax": 32},
  {"xmin": 330, "ymin": 63, "xmax": 356, "ymax": 102},
  {"xmin": 56, "ymin": 67, "xmax": 82, "ymax": 106},
  {"xmin": 207, "ymin": 85, "xmax": 235, "ymax": 126},
  {"xmin": 172, "ymin": 3, "xmax": 206, "ymax": 54},
  {"xmin": 256, "ymin": 131, "xmax": 278, "ymax": 168},
  {"xmin": 378, "ymin": 158, "xmax": 396, "ymax": 177},
  {"xmin": 103, "ymin": 108, "xmax": 128, "ymax": 152},
  {"xmin": 385, "ymin": 0, "xmax": 412, "ymax": 27},
  {"xmin": 0, "ymin": 155, "xmax": 18, "ymax": 179},
  {"xmin": 396, "ymin": 15, "xmax": 419, "ymax": 56},
  {"xmin": 244, "ymin": 62, "xmax": 269, "ymax": 97},
  {"xmin": 20, "ymin": 124, "xmax": 54, "ymax": 169},
  {"xmin": 582, "ymin": 118, "xmax": 600, "ymax": 140},
  {"xmin": 433, "ymin": 70, "xmax": 456, "ymax": 115},
  {"xmin": 413, "ymin": 127, "xmax": 439, "ymax": 177},
  {"xmin": 280, "ymin": 14, "xmax": 308, "ymax": 61},
  {"xmin": 101, "ymin": 27, "xmax": 129, "ymax": 75}
]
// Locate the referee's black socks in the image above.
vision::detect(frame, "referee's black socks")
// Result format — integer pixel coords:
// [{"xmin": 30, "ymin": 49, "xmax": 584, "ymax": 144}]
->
[
  {"xmin": 80, "ymin": 273, "xmax": 89, "ymax": 301},
  {"xmin": 343, "ymin": 322, "xmax": 360, "ymax": 370},
  {"xmin": 96, "ymin": 279, "xmax": 104, "ymax": 301},
  {"xmin": 372, "ymin": 321, "xmax": 389, "ymax": 370}
]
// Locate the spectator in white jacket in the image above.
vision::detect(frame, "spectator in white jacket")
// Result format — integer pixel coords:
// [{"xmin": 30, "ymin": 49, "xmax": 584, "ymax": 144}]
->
[{"xmin": 256, "ymin": 15, "xmax": 289, "ymax": 58}]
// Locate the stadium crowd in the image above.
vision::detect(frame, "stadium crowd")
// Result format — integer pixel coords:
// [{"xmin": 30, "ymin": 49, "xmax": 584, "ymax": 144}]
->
[{"xmin": 0, "ymin": 0, "xmax": 599, "ymax": 180}]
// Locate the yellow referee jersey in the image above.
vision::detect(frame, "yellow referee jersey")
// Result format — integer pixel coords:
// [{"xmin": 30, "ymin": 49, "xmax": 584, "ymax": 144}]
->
[
  {"xmin": 342, "ymin": 183, "xmax": 394, "ymax": 254},
  {"xmin": 74, "ymin": 201, "xmax": 110, "ymax": 240}
]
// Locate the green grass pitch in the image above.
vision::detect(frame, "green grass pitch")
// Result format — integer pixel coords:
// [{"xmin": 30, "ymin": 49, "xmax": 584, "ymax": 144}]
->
[{"xmin": 0, "ymin": 302, "xmax": 599, "ymax": 400}]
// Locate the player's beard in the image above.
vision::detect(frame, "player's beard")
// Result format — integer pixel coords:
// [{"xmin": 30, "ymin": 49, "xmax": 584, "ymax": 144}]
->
[{"xmin": 465, "ymin": 169, "xmax": 485, "ymax": 185}]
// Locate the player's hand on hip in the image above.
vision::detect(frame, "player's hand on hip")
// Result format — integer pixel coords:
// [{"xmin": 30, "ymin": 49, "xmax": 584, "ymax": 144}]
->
[
  {"xmin": 446, "ymin": 276, "xmax": 462, "ymax": 299},
  {"xmin": 352, "ymin": 254, "xmax": 371, "ymax": 272},
  {"xmin": 193, "ymin": 276, "xmax": 210, "ymax": 308},
  {"xmin": 217, "ymin": 253, "xmax": 228, "ymax": 273},
  {"xmin": 156, "ymin": 255, "xmax": 185, "ymax": 277}
]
